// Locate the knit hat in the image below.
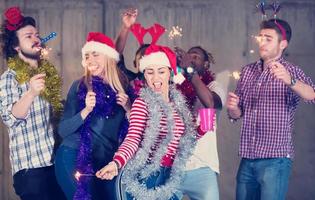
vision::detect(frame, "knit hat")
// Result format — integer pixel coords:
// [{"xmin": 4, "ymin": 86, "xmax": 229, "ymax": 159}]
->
[
  {"xmin": 81, "ymin": 32, "xmax": 119, "ymax": 66},
  {"xmin": 139, "ymin": 44, "xmax": 185, "ymax": 84}
]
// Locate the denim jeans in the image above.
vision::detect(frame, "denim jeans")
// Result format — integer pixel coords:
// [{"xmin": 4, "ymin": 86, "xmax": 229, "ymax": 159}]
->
[
  {"xmin": 55, "ymin": 145, "xmax": 78, "ymax": 200},
  {"xmin": 55, "ymin": 145, "xmax": 117, "ymax": 200},
  {"xmin": 236, "ymin": 158, "xmax": 292, "ymax": 200},
  {"xmin": 117, "ymin": 167, "xmax": 179, "ymax": 200},
  {"xmin": 177, "ymin": 167, "xmax": 219, "ymax": 200}
]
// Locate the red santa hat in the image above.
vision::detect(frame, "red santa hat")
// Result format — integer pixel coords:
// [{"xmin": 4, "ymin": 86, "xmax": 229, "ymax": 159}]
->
[
  {"xmin": 139, "ymin": 44, "xmax": 185, "ymax": 84},
  {"xmin": 81, "ymin": 32, "xmax": 119, "ymax": 66}
]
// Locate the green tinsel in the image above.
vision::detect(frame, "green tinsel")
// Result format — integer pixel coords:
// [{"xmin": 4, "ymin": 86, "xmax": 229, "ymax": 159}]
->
[{"xmin": 7, "ymin": 57, "xmax": 63, "ymax": 115}]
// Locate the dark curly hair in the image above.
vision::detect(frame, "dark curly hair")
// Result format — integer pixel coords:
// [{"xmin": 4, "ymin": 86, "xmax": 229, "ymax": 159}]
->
[
  {"xmin": 188, "ymin": 46, "xmax": 215, "ymax": 65},
  {"xmin": 1, "ymin": 16, "xmax": 36, "ymax": 60}
]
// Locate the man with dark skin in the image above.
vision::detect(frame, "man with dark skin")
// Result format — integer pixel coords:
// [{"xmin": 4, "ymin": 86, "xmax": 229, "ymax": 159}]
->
[{"xmin": 175, "ymin": 46, "xmax": 225, "ymax": 200}]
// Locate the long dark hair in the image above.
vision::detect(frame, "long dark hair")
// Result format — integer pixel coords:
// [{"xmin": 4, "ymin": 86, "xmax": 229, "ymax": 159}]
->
[{"xmin": 1, "ymin": 16, "xmax": 36, "ymax": 60}]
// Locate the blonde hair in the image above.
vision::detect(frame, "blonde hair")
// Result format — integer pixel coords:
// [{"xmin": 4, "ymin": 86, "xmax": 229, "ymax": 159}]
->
[{"xmin": 83, "ymin": 54, "xmax": 126, "ymax": 95}]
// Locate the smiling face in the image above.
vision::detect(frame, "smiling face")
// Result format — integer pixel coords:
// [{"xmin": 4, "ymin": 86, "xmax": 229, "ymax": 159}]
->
[
  {"xmin": 15, "ymin": 25, "xmax": 41, "ymax": 59},
  {"xmin": 84, "ymin": 51, "xmax": 107, "ymax": 77},
  {"xmin": 144, "ymin": 65, "xmax": 171, "ymax": 98}
]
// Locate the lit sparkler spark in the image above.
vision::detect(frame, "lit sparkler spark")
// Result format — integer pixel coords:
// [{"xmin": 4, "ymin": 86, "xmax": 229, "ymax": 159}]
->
[
  {"xmin": 251, "ymin": 35, "xmax": 265, "ymax": 45},
  {"xmin": 229, "ymin": 71, "xmax": 241, "ymax": 80},
  {"xmin": 40, "ymin": 47, "xmax": 52, "ymax": 59},
  {"xmin": 74, "ymin": 171, "xmax": 95, "ymax": 181},
  {"xmin": 168, "ymin": 26, "xmax": 183, "ymax": 40}
]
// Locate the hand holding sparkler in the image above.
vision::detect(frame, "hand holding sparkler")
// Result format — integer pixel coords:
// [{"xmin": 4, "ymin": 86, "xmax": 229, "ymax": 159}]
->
[
  {"xmin": 226, "ymin": 92, "xmax": 242, "ymax": 120},
  {"xmin": 174, "ymin": 46, "xmax": 192, "ymax": 69},
  {"xmin": 29, "ymin": 73, "xmax": 46, "ymax": 97},
  {"xmin": 96, "ymin": 161, "xmax": 119, "ymax": 180},
  {"xmin": 269, "ymin": 61, "xmax": 291, "ymax": 85},
  {"xmin": 121, "ymin": 8, "xmax": 138, "ymax": 29}
]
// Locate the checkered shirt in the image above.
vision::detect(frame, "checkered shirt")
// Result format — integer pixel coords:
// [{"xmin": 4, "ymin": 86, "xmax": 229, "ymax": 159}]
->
[
  {"xmin": 0, "ymin": 69, "xmax": 54, "ymax": 175},
  {"xmin": 234, "ymin": 58, "xmax": 315, "ymax": 159}
]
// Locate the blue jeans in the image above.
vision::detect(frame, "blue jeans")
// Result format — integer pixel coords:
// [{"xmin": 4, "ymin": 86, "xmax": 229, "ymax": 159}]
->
[
  {"xmin": 118, "ymin": 167, "xmax": 179, "ymax": 200},
  {"xmin": 236, "ymin": 158, "xmax": 292, "ymax": 200},
  {"xmin": 55, "ymin": 145, "xmax": 78, "ymax": 200},
  {"xmin": 55, "ymin": 145, "xmax": 117, "ymax": 200},
  {"xmin": 177, "ymin": 167, "xmax": 219, "ymax": 200}
]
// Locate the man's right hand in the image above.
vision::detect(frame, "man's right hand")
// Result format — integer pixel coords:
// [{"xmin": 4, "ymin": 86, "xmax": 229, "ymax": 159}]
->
[
  {"xmin": 174, "ymin": 47, "xmax": 192, "ymax": 69},
  {"xmin": 29, "ymin": 73, "xmax": 46, "ymax": 97},
  {"xmin": 226, "ymin": 92, "xmax": 240, "ymax": 111}
]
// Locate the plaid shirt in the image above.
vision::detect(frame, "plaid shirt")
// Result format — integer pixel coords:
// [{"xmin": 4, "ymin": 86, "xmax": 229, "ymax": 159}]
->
[
  {"xmin": 234, "ymin": 57, "xmax": 315, "ymax": 159},
  {"xmin": 0, "ymin": 69, "xmax": 55, "ymax": 175}
]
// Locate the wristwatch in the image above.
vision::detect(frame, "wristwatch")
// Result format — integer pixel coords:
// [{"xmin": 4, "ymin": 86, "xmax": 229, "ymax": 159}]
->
[
  {"xmin": 290, "ymin": 76, "xmax": 296, "ymax": 87},
  {"xmin": 185, "ymin": 66, "xmax": 196, "ymax": 81}
]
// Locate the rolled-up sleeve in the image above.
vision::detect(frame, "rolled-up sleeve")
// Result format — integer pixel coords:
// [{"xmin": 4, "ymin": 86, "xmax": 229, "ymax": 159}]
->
[
  {"xmin": 0, "ymin": 71, "xmax": 26, "ymax": 128},
  {"xmin": 291, "ymin": 66, "xmax": 315, "ymax": 104}
]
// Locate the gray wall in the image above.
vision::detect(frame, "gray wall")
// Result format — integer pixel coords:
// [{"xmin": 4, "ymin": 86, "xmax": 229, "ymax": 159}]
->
[{"xmin": 0, "ymin": 0, "xmax": 314, "ymax": 199}]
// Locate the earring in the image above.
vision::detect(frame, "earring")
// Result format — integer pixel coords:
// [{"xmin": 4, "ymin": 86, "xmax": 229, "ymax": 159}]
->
[{"xmin": 204, "ymin": 62, "xmax": 210, "ymax": 69}]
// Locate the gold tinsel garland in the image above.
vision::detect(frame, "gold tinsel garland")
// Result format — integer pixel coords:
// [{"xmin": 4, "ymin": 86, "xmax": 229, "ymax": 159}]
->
[{"xmin": 7, "ymin": 57, "xmax": 63, "ymax": 115}]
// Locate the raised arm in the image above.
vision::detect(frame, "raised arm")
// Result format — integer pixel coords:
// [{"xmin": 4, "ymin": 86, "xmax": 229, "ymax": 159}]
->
[{"xmin": 115, "ymin": 8, "xmax": 138, "ymax": 54}]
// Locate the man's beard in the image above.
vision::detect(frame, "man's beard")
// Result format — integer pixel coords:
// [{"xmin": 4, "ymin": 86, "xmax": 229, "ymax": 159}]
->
[{"xmin": 21, "ymin": 49, "xmax": 40, "ymax": 60}]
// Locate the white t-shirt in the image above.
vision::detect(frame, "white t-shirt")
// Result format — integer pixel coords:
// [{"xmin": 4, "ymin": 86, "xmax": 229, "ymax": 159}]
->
[{"xmin": 185, "ymin": 81, "xmax": 226, "ymax": 173}]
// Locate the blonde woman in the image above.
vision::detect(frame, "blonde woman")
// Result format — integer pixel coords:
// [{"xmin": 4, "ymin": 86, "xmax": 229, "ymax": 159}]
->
[{"xmin": 55, "ymin": 32, "xmax": 133, "ymax": 200}]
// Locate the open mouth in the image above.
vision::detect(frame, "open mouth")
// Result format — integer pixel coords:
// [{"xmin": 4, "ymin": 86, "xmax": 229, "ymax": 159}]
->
[
  {"xmin": 32, "ymin": 43, "xmax": 42, "ymax": 51},
  {"xmin": 152, "ymin": 82, "xmax": 162, "ymax": 91}
]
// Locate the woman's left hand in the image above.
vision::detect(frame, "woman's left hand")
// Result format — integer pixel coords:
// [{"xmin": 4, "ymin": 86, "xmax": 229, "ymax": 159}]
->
[{"xmin": 117, "ymin": 93, "xmax": 130, "ymax": 112}]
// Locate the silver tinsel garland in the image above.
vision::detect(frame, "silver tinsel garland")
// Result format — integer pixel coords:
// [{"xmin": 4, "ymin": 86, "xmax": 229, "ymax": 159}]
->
[{"xmin": 121, "ymin": 85, "xmax": 198, "ymax": 200}]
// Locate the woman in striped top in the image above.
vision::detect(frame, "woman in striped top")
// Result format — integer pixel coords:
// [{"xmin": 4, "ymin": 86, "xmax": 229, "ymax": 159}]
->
[{"xmin": 96, "ymin": 44, "xmax": 204, "ymax": 200}]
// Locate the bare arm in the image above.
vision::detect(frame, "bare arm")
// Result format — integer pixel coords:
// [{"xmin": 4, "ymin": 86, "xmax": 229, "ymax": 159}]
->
[
  {"xmin": 290, "ymin": 80, "xmax": 315, "ymax": 101},
  {"xmin": 270, "ymin": 62, "xmax": 315, "ymax": 101},
  {"xmin": 115, "ymin": 8, "xmax": 138, "ymax": 54},
  {"xmin": 12, "ymin": 74, "xmax": 45, "ymax": 118},
  {"xmin": 190, "ymin": 74, "xmax": 222, "ymax": 109}
]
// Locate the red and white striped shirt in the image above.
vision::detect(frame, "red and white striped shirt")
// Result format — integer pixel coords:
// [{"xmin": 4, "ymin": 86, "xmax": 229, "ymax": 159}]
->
[{"xmin": 113, "ymin": 97, "xmax": 187, "ymax": 168}]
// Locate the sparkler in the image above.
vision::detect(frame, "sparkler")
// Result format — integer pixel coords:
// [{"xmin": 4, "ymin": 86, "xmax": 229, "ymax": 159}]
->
[
  {"xmin": 40, "ymin": 47, "xmax": 52, "ymax": 59},
  {"xmin": 168, "ymin": 25, "xmax": 183, "ymax": 40},
  {"xmin": 74, "ymin": 171, "xmax": 95, "ymax": 181},
  {"xmin": 229, "ymin": 71, "xmax": 241, "ymax": 80}
]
